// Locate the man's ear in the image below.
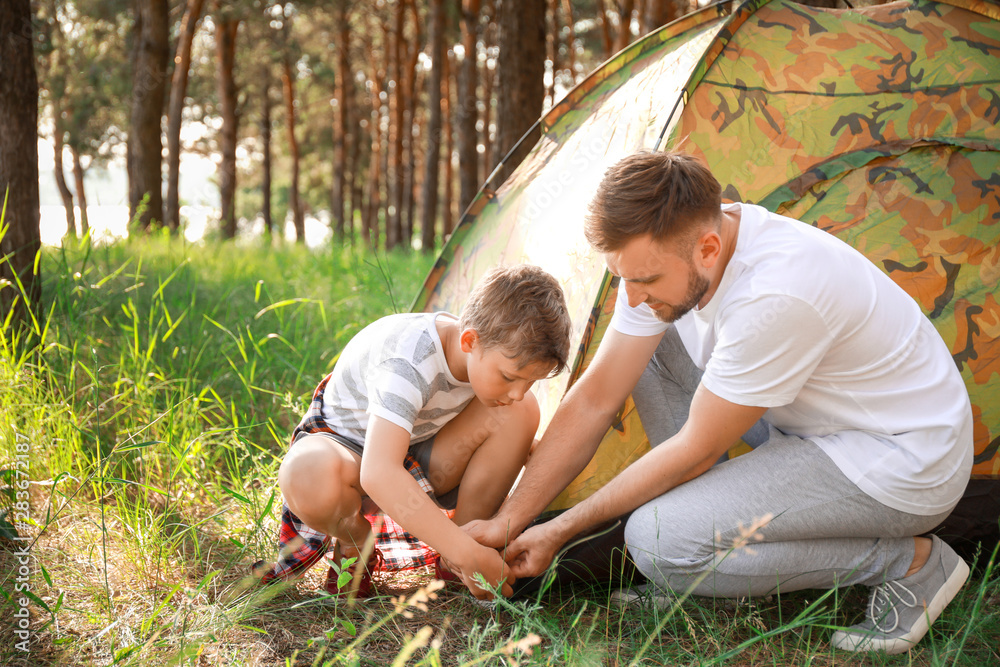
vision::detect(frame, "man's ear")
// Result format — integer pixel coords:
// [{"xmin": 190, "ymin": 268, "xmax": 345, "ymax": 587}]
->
[
  {"xmin": 459, "ymin": 328, "xmax": 479, "ymax": 353},
  {"xmin": 696, "ymin": 229, "xmax": 723, "ymax": 269}
]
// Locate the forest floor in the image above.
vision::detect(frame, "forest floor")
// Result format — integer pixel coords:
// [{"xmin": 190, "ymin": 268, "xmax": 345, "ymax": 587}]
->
[{"xmin": 1, "ymin": 233, "xmax": 997, "ymax": 666}]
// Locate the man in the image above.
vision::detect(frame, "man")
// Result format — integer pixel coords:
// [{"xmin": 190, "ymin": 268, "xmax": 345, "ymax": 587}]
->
[{"xmin": 465, "ymin": 151, "xmax": 973, "ymax": 654}]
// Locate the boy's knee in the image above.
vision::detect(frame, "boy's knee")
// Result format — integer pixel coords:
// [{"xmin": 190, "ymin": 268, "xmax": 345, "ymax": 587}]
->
[
  {"xmin": 278, "ymin": 437, "xmax": 359, "ymax": 534},
  {"xmin": 477, "ymin": 393, "xmax": 539, "ymax": 448},
  {"xmin": 501, "ymin": 393, "xmax": 539, "ymax": 457},
  {"xmin": 512, "ymin": 391, "xmax": 540, "ymax": 432}
]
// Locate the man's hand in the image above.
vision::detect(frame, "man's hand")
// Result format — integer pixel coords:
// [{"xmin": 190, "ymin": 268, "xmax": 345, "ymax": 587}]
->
[
  {"xmin": 462, "ymin": 517, "xmax": 519, "ymax": 551},
  {"xmin": 452, "ymin": 543, "xmax": 515, "ymax": 599},
  {"xmin": 504, "ymin": 521, "xmax": 566, "ymax": 578}
]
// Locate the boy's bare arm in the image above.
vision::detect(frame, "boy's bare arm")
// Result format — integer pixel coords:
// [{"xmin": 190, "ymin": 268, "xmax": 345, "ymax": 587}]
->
[
  {"xmin": 361, "ymin": 416, "xmax": 514, "ymax": 598},
  {"xmin": 465, "ymin": 328, "xmax": 664, "ymax": 548}
]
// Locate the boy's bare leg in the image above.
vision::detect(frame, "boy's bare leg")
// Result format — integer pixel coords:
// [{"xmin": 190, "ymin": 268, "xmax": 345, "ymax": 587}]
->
[
  {"xmin": 427, "ymin": 394, "xmax": 539, "ymax": 527},
  {"xmin": 277, "ymin": 435, "xmax": 373, "ymax": 559}
]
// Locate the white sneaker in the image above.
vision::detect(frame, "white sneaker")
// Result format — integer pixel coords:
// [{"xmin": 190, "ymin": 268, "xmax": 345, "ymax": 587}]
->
[
  {"xmin": 831, "ymin": 535, "xmax": 970, "ymax": 655},
  {"xmin": 610, "ymin": 583, "xmax": 676, "ymax": 611}
]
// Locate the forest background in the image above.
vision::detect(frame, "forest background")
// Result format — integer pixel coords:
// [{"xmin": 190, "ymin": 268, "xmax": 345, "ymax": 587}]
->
[
  {"xmin": 5, "ymin": 0, "xmax": 731, "ymax": 263},
  {"xmin": 4, "ymin": 0, "xmax": 997, "ymax": 665}
]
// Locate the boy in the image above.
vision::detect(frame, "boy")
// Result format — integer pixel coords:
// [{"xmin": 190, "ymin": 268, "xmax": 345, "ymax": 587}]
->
[{"xmin": 268, "ymin": 264, "xmax": 572, "ymax": 599}]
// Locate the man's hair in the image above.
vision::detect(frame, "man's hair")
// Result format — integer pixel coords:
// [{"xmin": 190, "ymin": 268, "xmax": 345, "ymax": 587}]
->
[
  {"xmin": 584, "ymin": 150, "xmax": 723, "ymax": 253},
  {"xmin": 459, "ymin": 264, "xmax": 572, "ymax": 376}
]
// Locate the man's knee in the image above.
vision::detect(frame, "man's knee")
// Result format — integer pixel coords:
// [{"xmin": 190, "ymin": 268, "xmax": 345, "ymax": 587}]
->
[{"xmin": 624, "ymin": 501, "xmax": 714, "ymax": 584}]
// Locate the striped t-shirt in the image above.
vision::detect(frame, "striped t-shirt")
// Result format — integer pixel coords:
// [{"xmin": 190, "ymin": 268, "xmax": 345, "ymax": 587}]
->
[{"xmin": 318, "ymin": 312, "xmax": 476, "ymax": 446}]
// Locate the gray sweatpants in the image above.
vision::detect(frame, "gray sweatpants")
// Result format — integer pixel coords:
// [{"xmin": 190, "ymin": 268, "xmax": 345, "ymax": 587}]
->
[{"xmin": 624, "ymin": 327, "xmax": 955, "ymax": 598}]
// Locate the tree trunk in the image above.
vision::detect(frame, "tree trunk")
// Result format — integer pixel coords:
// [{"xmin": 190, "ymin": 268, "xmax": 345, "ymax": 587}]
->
[
  {"xmin": 362, "ymin": 16, "xmax": 386, "ymax": 248},
  {"xmin": 642, "ymin": 0, "xmax": 675, "ymax": 34},
  {"xmin": 457, "ymin": 0, "xmax": 480, "ymax": 215},
  {"xmin": 386, "ymin": 0, "xmax": 405, "ymax": 249},
  {"xmin": 380, "ymin": 91, "xmax": 390, "ymax": 248},
  {"xmin": 546, "ymin": 0, "xmax": 558, "ymax": 107},
  {"xmin": 481, "ymin": 0, "xmax": 497, "ymax": 183},
  {"xmin": 127, "ymin": 0, "xmax": 169, "ymax": 230},
  {"xmin": 349, "ymin": 77, "xmax": 364, "ymax": 246},
  {"xmin": 165, "ymin": 0, "xmax": 205, "ymax": 232},
  {"xmin": 614, "ymin": 0, "xmax": 635, "ymax": 53},
  {"xmin": 349, "ymin": 118, "xmax": 362, "ymax": 244},
  {"xmin": 401, "ymin": 0, "xmax": 422, "ymax": 246},
  {"xmin": 363, "ymin": 31, "xmax": 384, "ymax": 249},
  {"xmin": 442, "ymin": 51, "xmax": 455, "ymax": 237},
  {"xmin": 494, "ymin": 0, "xmax": 545, "ymax": 184},
  {"xmin": 70, "ymin": 146, "xmax": 90, "ymax": 236},
  {"xmin": 406, "ymin": 70, "xmax": 423, "ymax": 244},
  {"xmin": 216, "ymin": 17, "xmax": 239, "ymax": 239},
  {"xmin": 364, "ymin": 116, "xmax": 382, "ymax": 248},
  {"xmin": 332, "ymin": 4, "xmax": 351, "ymax": 241},
  {"xmin": 331, "ymin": 96, "xmax": 344, "ymax": 242},
  {"xmin": 52, "ymin": 123, "xmax": 77, "ymax": 238},
  {"xmin": 562, "ymin": 0, "xmax": 576, "ymax": 86},
  {"xmin": 0, "ymin": 0, "xmax": 41, "ymax": 325},
  {"xmin": 595, "ymin": 0, "xmax": 612, "ymax": 59},
  {"xmin": 261, "ymin": 73, "xmax": 274, "ymax": 237},
  {"xmin": 346, "ymin": 114, "xmax": 358, "ymax": 245},
  {"xmin": 420, "ymin": 0, "xmax": 444, "ymax": 253},
  {"xmin": 282, "ymin": 56, "xmax": 304, "ymax": 243},
  {"xmin": 47, "ymin": 2, "xmax": 76, "ymax": 238}
]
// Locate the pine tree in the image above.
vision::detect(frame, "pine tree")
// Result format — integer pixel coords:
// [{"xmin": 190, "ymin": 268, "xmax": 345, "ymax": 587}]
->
[
  {"xmin": 165, "ymin": 0, "xmax": 207, "ymax": 232},
  {"xmin": 127, "ymin": 0, "xmax": 169, "ymax": 229},
  {"xmin": 493, "ymin": 0, "xmax": 545, "ymax": 184},
  {"xmin": 420, "ymin": 0, "xmax": 445, "ymax": 253},
  {"xmin": 0, "ymin": 0, "xmax": 42, "ymax": 325}
]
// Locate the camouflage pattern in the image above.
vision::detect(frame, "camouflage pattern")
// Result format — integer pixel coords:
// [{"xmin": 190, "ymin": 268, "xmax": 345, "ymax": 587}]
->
[
  {"xmin": 672, "ymin": 0, "xmax": 1000, "ymax": 477},
  {"xmin": 412, "ymin": 0, "xmax": 1000, "ymax": 509},
  {"xmin": 777, "ymin": 147, "xmax": 1000, "ymax": 477}
]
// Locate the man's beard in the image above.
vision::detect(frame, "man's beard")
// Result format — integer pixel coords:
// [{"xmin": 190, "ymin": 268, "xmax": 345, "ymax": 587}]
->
[{"xmin": 649, "ymin": 267, "xmax": 710, "ymax": 323}]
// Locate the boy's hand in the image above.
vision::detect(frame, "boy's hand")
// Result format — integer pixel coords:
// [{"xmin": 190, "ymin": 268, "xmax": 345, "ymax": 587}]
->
[
  {"xmin": 504, "ymin": 522, "xmax": 563, "ymax": 578},
  {"xmin": 462, "ymin": 517, "xmax": 518, "ymax": 551},
  {"xmin": 453, "ymin": 544, "xmax": 515, "ymax": 599}
]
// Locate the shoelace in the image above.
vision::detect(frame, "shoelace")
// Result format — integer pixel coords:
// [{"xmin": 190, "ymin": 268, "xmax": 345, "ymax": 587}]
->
[{"xmin": 867, "ymin": 579, "xmax": 919, "ymax": 632}]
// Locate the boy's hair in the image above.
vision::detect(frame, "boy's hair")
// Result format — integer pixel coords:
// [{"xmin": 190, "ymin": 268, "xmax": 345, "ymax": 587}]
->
[
  {"xmin": 459, "ymin": 264, "xmax": 572, "ymax": 376},
  {"xmin": 585, "ymin": 150, "xmax": 723, "ymax": 253}
]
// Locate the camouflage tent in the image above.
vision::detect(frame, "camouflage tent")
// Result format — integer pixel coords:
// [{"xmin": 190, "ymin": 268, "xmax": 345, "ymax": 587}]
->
[{"xmin": 413, "ymin": 0, "xmax": 1000, "ymax": 513}]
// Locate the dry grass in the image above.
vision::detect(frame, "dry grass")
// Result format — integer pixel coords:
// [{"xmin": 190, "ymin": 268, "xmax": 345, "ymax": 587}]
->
[{"xmin": 4, "ymin": 485, "xmax": 998, "ymax": 666}]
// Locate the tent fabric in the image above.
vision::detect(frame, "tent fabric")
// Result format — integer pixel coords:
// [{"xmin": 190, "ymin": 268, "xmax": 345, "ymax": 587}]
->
[
  {"xmin": 412, "ymin": 0, "xmax": 1000, "ymax": 518},
  {"xmin": 411, "ymin": 3, "xmax": 739, "ymax": 511},
  {"xmin": 668, "ymin": 0, "xmax": 1000, "ymax": 478},
  {"xmin": 412, "ymin": 4, "xmax": 733, "ymax": 427}
]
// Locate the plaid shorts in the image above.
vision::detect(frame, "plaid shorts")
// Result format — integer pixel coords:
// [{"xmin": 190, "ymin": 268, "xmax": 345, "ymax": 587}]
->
[{"xmin": 256, "ymin": 373, "xmax": 445, "ymax": 584}]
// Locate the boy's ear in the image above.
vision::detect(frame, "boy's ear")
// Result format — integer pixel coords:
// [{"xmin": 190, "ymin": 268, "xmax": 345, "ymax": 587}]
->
[{"xmin": 459, "ymin": 328, "xmax": 479, "ymax": 353}]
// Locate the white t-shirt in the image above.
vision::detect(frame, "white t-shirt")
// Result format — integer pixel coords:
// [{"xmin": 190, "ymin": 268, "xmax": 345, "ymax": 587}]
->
[
  {"xmin": 610, "ymin": 202, "xmax": 973, "ymax": 515},
  {"xmin": 320, "ymin": 312, "xmax": 476, "ymax": 445}
]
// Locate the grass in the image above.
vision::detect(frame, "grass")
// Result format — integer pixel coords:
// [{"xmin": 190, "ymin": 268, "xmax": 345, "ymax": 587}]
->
[{"xmin": 1, "ymin": 229, "xmax": 998, "ymax": 666}]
